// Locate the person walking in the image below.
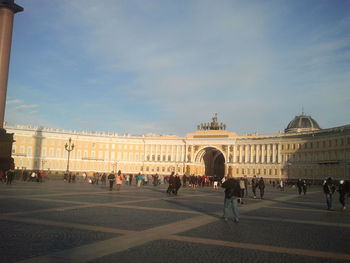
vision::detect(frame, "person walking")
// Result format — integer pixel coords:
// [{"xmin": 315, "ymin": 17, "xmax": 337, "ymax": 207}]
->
[
  {"xmin": 239, "ymin": 178, "xmax": 245, "ymax": 203},
  {"xmin": 338, "ymin": 180, "xmax": 348, "ymax": 211},
  {"xmin": 167, "ymin": 172, "xmax": 175, "ymax": 195},
  {"xmin": 297, "ymin": 179, "xmax": 303, "ymax": 195},
  {"xmin": 174, "ymin": 174, "xmax": 182, "ymax": 195},
  {"xmin": 258, "ymin": 177, "xmax": 265, "ymax": 199},
  {"xmin": 302, "ymin": 180, "xmax": 307, "ymax": 195},
  {"xmin": 213, "ymin": 175, "xmax": 219, "ymax": 190},
  {"xmin": 137, "ymin": 173, "xmax": 143, "ymax": 187},
  {"xmin": 107, "ymin": 172, "xmax": 115, "ymax": 191},
  {"xmin": 279, "ymin": 179, "xmax": 284, "ymax": 191},
  {"xmin": 251, "ymin": 176, "xmax": 257, "ymax": 198},
  {"xmin": 221, "ymin": 176, "xmax": 241, "ymax": 222},
  {"xmin": 116, "ymin": 170, "xmax": 123, "ymax": 191},
  {"xmin": 129, "ymin": 174, "xmax": 133, "ymax": 185},
  {"xmin": 6, "ymin": 169, "xmax": 15, "ymax": 185},
  {"xmin": 323, "ymin": 177, "xmax": 336, "ymax": 210}
]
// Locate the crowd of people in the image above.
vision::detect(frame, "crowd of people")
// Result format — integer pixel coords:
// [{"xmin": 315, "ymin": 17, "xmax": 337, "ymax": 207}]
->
[{"xmin": 1, "ymin": 168, "xmax": 349, "ymax": 222}]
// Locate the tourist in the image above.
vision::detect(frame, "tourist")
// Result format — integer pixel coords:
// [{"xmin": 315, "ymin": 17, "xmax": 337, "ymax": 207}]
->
[
  {"xmin": 323, "ymin": 177, "xmax": 336, "ymax": 210},
  {"xmin": 101, "ymin": 173, "xmax": 106, "ymax": 185},
  {"xmin": 116, "ymin": 170, "xmax": 123, "ymax": 191},
  {"xmin": 0, "ymin": 170, "xmax": 5, "ymax": 183},
  {"xmin": 338, "ymin": 180, "xmax": 348, "ymax": 211},
  {"xmin": 39, "ymin": 171, "xmax": 44, "ymax": 183},
  {"xmin": 258, "ymin": 177, "xmax": 265, "ymax": 199},
  {"xmin": 82, "ymin": 172, "xmax": 87, "ymax": 182},
  {"xmin": 125, "ymin": 174, "xmax": 130, "ymax": 185},
  {"xmin": 30, "ymin": 171, "xmax": 37, "ymax": 182},
  {"xmin": 129, "ymin": 174, "xmax": 133, "ymax": 185},
  {"xmin": 297, "ymin": 179, "xmax": 303, "ymax": 195},
  {"xmin": 107, "ymin": 172, "xmax": 115, "ymax": 191},
  {"xmin": 6, "ymin": 169, "xmax": 15, "ymax": 185},
  {"xmin": 302, "ymin": 180, "xmax": 307, "ymax": 195},
  {"xmin": 174, "ymin": 174, "xmax": 182, "ymax": 195},
  {"xmin": 221, "ymin": 175, "xmax": 241, "ymax": 222},
  {"xmin": 167, "ymin": 172, "xmax": 175, "ymax": 195},
  {"xmin": 182, "ymin": 174, "xmax": 187, "ymax": 187},
  {"xmin": 137, "ymin": 173, "xmax": 143, "ymax": 187},
  {"xmin": 279, "ymin": 179, "xmax": 284, "ymax": 191},
  {"xmin": 251, "ymin": 176, "xmax": 257, "ymax": 198},
  {"xmin": 213, "ymin": 175, "xmax": 219, "ymax": 190},
  {"xmin": 239, "ymin": 177, "xmax": 245, "ymax": 203}
]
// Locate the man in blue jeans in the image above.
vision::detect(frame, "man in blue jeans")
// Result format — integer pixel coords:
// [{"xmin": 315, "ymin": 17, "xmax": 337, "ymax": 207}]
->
[
  {"xmin": 222, "ymin": 176, "xmax": 241, "ymax": 222},
  {"xmin": 323, "ymin": 177, "xmax": 336, "ymax": 210}
]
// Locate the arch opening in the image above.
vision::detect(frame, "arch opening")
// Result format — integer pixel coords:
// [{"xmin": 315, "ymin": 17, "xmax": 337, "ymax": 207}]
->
[{"xmin": 196, "ymin": 147, "xmax": 225, "ymax": 178}]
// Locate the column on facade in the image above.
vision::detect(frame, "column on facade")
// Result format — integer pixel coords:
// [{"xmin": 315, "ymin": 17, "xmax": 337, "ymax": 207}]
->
[
  {"xmin": 227, "ymin": 144, "xmax": 230, "ymax": 163},
  {"xmin": 272, "ymin": 144, "xmax": 276, "ymax": 163},
  {"xmin": 190, "ymin": 145, "xmax": 194, "ymax": 162},
  {"xmin": 175, "ymin": 145, "xmax": 179, "ymax": 162},
  {"xmin": 233, "ymin": 145, "xmax": 237, "ymax": 163},
  {"xmin": 267, "ymin": 144, "xmax": 271, "ymax": 163},
  {"xmin": 239, "ymin": 145, "xmax": 242, "ymax": 163},
  {"xmin": 277, "ymin": 144, "xmax": 282, "ymax": 164},
  {"xmin": 261, "ymin": 144, "xmax": 265, "ymax": 163},
  {"xmin": 243, "ymin": 145, "xmax": 247, "ymax": 163},
  {"xmin": 256, "ymin": 144, "xmax": 260, "ymax": 164},
  {"xmin": 250, "ymin": 145, "xmax": 254, "ymax": 163},
  {"xmin": 181, "ymin": 144, "xmax": 185, "ymax": 163},
  {"xmin": 149, "ymin": 144, "xmax": 152, "ymax": 161}
]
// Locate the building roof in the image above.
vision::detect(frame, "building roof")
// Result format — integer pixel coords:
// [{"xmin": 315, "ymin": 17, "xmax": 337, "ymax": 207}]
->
[{"xmin": 285, "ymin": 114, "xmax": 321, "ymax": 133}]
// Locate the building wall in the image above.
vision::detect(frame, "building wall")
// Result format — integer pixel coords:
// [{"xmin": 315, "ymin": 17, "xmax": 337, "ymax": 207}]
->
[{"xmin": 5, "ymin": 124, "xmax": 350, "ymax": 180}]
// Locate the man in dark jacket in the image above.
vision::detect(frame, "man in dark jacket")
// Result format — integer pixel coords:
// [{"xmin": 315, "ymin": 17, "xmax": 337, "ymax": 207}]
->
[
  {"xmin": 167, "ymin": 172, "xmax": 175, "ymax": 195},
  {"xmin": 222, "ymin": 176, "xmax": 241, "ymax": 222},
  {"xmin": 296, "ymin": 179, "xmax": 303, "ymax": 195},
  {"xmin": 107, "ymin": 172, "xmax": 115, "ymax": 191},
  {"xmin": 258, "ymin": 177, "xmax": 265, "ymax": 199},
  {"xmin": 323, "ymin": 177, "xmax": 336, "ymax": 210}
]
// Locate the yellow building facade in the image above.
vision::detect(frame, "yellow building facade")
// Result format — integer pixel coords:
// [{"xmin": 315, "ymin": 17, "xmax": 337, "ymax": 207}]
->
[{"xmin": 5, "ymin": 114, "xmax": 350, "ymax": 180}]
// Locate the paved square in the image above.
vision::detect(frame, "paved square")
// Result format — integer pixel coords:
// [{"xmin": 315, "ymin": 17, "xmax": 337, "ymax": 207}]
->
[{"xmin": 0, "ymin": 181, "xmax": 349, "ymax": 263}]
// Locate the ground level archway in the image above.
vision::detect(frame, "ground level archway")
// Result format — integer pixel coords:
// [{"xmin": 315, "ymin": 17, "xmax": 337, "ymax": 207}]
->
[{"xmin": 194, "ymin": 147, "xmax": 225, "ymax": 178}]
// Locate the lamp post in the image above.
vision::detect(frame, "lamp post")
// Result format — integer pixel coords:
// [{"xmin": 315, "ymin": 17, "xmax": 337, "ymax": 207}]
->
[
  {"xmin": 112, "ymin": 160, "xmax": 119, "ymax": 173},
  {"xmin": 41, "ymin": 159, "xmax": 46, "ymax": 170},
  {"xmin": 64, "ymin": 138, "xmax": 74, "ymax": 172}
]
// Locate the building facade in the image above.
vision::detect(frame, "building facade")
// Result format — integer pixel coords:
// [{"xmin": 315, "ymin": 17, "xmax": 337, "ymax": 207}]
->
[{"xmin": 5, "ymin": 114, "xmax": 350, "ymax": 180}]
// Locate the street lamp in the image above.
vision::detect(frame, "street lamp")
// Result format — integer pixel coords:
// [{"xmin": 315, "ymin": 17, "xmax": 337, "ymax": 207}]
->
[
  {"xmin": 112, "ymin": 160, "xmax": 119, "ymax": 173},
  {"xmin": 41, "ymin": 159, "xmax": 47, "ymax": 170},
  {"xmin": 64, "ymin": 138, "xmax": 74, "ymax": 172}
]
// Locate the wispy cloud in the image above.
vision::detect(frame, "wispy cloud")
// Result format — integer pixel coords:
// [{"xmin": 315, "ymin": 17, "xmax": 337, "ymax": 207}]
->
[
  {"xmin": 6, "ymin": 99, "xmax": 22, "ymax": 105},
  {"xmin": 14, "ymin": 104, "xmax": 38, "ymax": 111}
]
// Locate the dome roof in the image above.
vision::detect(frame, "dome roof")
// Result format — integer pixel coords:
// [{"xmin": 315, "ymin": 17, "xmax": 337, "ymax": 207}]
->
[{"xmin": 285, "ymin": 114, "xmax": 321, "ymax": 133}]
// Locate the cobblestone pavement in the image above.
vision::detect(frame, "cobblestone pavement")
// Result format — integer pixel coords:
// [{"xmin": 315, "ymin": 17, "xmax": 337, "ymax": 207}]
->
[{"xmin": 0, "ymin": 181, "xmax": 349, "ymax": 263}]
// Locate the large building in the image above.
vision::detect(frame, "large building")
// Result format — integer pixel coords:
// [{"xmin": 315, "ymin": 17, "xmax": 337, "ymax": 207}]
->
[{"xmin": 5, "ymin": 114, "xmax": 350, "ymax": 180}]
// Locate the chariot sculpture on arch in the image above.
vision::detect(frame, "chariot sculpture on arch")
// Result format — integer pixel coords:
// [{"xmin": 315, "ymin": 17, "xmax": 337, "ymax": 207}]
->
[{"xmin": 197, "ymin": 113, "xmax": 227, "ymax": 131}]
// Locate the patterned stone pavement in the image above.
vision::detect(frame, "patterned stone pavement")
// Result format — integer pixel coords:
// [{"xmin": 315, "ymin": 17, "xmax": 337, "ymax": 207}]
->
[{"xmin": 0, "ymin": 180, "xmax": 349, "ymax": 263}]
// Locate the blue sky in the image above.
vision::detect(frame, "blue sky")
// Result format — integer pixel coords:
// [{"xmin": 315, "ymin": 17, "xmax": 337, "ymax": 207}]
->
[{"xmin": 5, "ymin": 0, "xmax": 350, "ymax": 136}]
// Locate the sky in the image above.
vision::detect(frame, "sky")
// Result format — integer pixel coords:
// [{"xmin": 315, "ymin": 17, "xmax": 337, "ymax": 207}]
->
[{"xmin": 4, "ymin": 0, "xmax": 350, "ymax": 136}]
